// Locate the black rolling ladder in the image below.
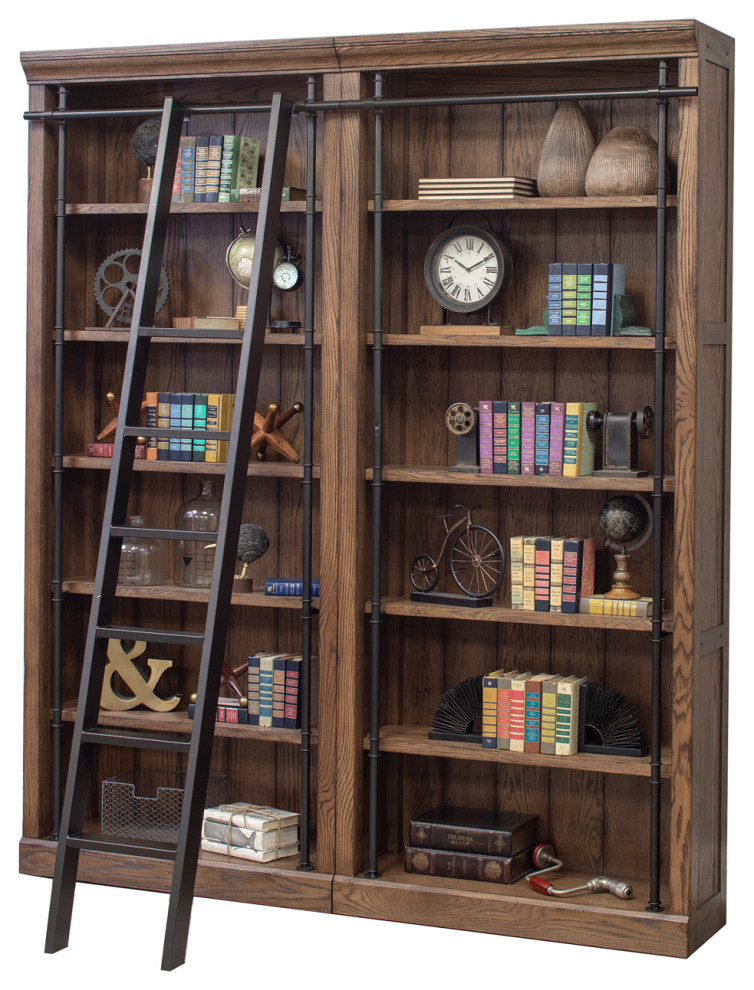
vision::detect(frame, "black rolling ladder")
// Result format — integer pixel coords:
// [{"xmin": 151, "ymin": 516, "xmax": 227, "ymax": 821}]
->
[{"xmin": 45, "ymin": 92, "xmax": 293, "ymax": 971}]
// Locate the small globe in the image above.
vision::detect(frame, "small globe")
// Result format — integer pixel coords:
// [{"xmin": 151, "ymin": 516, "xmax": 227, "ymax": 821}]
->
[
  {"xmin": 598, "ymin": 495, "xmax": 648, "ymax": 548},
  {"xmin": 225, "ymin": 227, "xmax": 284, "ymax": 289}
]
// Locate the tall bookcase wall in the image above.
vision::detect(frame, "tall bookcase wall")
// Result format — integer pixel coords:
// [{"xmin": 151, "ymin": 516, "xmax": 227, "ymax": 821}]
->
[{"xmin": 21, "ymin": 21, "xmax": 732, "ymax": 958}]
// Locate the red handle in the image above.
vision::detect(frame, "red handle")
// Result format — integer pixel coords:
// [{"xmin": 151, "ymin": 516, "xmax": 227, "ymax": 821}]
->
[{"xmin": 528, "ymin": 876, "xmax": 553, "ymax": 895}]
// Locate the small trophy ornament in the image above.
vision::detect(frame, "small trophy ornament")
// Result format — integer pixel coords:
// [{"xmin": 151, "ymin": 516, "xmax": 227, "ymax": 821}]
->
[{"xmin": 598, "ymin": 493, "xmax": 653, "ymax": 600}]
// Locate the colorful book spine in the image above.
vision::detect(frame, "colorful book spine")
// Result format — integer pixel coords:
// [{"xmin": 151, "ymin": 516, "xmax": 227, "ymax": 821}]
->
[
  {"xmin": 482, "ymin": 669, "xmax": 505, "ymax": 749},
  {"xmin": 86, "ymin": 442, "xmax": 145, "ymax": 458},
  {"xmin": 205, "ymin": 393, "xmax": 234, "ymax": 463},
  {"xmin": 229, "ymin": 186, "xmax": 304, "ymax": 202},
  {"xmin": 404, "ymin": 844, "xmax": 533, "ymax": 884},
  {"xmin": 591, "ymin": 263, "xmax": 626, "ymax": 336},
  {"xmin": 271, "ymin": 654, "xmax": 290, "ymax": 728},
  {"xmin": 179, "ymin": 135, "xmax": 196, "ymax": 203},
  {"xmin": 492, "ymin": 401, "xmax": 508, "ymax": 474},
  {"xmin": 581, "ymin": 536, "xmax": 596, "ymax": 597},
  {"xmin": 145, "ymin": 392, "xmax": 158, "ymax": 461},
  {"xmin": 521, "ymin": 401, "xmax": 536, "ymax": 476},
  {"xmin": 478, "ymin": 400, "xmax": 494, "ymax": 474},
  {"xmin": 179, "ymin": 393, "xmax": 194, "ymax": 461},
  {"xmin": 506, "ymin": 401, "xmax": 521, "ymax": 475},
  {"xmin": 563, "ymin": 401, "xmax": 597, "ymax": 477},
  {"xmin": 284, "ymin": 654, "xmax": 303, "ymax": 729},
  {"xmin": 549, "ymin": 537, "xmax": 566, "ymax": 612},
  {"xmin": 156, "ymin": 392, "xmax": 171, "ymax": 461},
  {"xmin": 561, "ymin": 263, "xmax": 578, "ymax": 336},
  {"xmin": 547, "ymin": 262, "xmax": 563, "ymax": 335},
  {"xmin": 522, "ymin": 536, "xmax": 537, "ymax": 611},
  {"xmin": 555, "ymin": 675, "xmax": 588, "ymax": 755},
  {"xmin": 204, "ymin": 135, "xmax": 223, "ymax": 203},
  {"xmin": 192, "ymin": 393, "xmax": 208, "ymax": 462},
  {"xmin": 230, "ymin": 136, "xmax": 261, "ymax": 191},
  {"xmin": 579, "ymin": 595, "xmax": 654, "ymax": 617},
  {"xmin": 508, "ymin": 672, "xmax": 532, "ymax": 752},
  {"xmin": 171, "ymin": 147, "xmax": 181, "ymax": 202},
  {"xmin": 561, "ymin": 538, "xmax": 583, "ymax": 614},
  {"xmin": 264, "ymin": 579, "xmax": 321, "ymax": 596},
  {"xmin": 509, "ymin": 536, "xmax": 524, "ymax": 610},
  {"xmin": 259, "ymin": 654, "xmax": 275, "ymax": 727},
  {"xmin": 193, "ymin": 136, "xmax": 209, "ymax": 202},
  {"xmin": 576, "ymin": 263, "xmax": 593, "ymax": 336},
  {"xmin": 217, "ymin": 134, "xmax": 237, "ymax": 202},
  {"xmin": 524, "ymin": 673, "xmax": 550, "ymax": 753},
  {"xmin": 187, "ymin": 698, "xmax": 248, "ymax": 724},
  {"xmin": 246, "ymin": 653, "xmax": 262, "ymax": 726},
  {"xmin": 540, "ymin": 675, "xmax": 564, "ymax": 754},
  {"xmin": 535, "ymin": 402, "xmax": 550, "ymax": 475},
  {"xmin": 534, "ymin": 537, "xmax": 551, "ymax": 612},
  {"xmin": 548, "ymin": 401, "xmax": 565, "ymax": 476},
  {"xmin": 496, "ymin": 669, "xmax": 518, "ymax": 750},
  {"xmin": 169, "ymin": 393, "xmax": 182, "ymax": 460}
]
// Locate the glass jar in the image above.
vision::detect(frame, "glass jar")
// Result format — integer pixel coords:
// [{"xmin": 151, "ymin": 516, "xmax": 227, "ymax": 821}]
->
[
  {"xmin": 117, "ymin": 514, "xmax": 166, "ymax": 586},
  {"xmin": 173, "ymin": 479, "xmax": 222, "ymax": 587}
]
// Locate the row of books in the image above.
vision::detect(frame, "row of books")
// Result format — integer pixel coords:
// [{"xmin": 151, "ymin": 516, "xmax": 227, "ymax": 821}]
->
[
  {"xmin": 172, "ymin": 135, "xmax": 259, "ymax": 203},
  {"xmin": 478, "ymin": 400, "xmax": 596, "ymax": 476},
  {"xmin": 404, "ymin": 805, "xmax": 537, "ymax": 885},
  {"xmin": 201, "ymin": 802, "xmax": 299, "ymax": 863},
  {"xmin": 547, "ymin": 263, "xmax": 625, "ymax": 336},
  {"xmin": 482, "ymin": 669, "xmax": 588, "ymax": 755},
  {"xmin": 510, "ymin": 535, "xmax": 595, "ymax": 613},
  {"xmin": 144, "ymin": 392, "xmax": 234, "ymax": 463}
]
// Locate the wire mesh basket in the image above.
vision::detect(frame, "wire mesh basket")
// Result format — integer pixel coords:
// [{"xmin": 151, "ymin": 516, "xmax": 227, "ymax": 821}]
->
[{"xmin": 102, "ymin": 768, "xmax": 229, "ymax": 843}]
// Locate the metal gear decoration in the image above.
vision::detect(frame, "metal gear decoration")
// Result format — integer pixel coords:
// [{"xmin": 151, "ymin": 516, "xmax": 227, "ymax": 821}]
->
[{"xmin": 94, "ymin": 248, "xmax": 169, "ymax": 326}]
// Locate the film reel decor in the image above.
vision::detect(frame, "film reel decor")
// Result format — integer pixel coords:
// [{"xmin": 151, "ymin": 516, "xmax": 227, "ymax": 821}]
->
[
  {"xmin": 94, "ymin": 248, "xmax": 169, "ymax": 327},
  {"xmin": 445, "ymin": 401, "xmax": 476, "ymax": 435}
]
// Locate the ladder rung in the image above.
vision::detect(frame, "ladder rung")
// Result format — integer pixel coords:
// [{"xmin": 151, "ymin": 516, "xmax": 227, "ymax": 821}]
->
[
  {"xmin": 66, "ymin": 832, "xmax": 177, "ymax": 861},
  {"xmin": 96, "ymin": 625, "xmax": 205, "ymax": 647},
  {"xmin": 138, "ymin": 326, "xmax": 245, "ymax": 340},
  {"xmin": 81, "ymin": 727, "xmax": 191, "ymax": 753},
  {"xmin": 111, "ymin": 525, "xmax": 219, "ymax": 542},
  {"xmin": 123, "ymin": 426, "xmax": 232, "ymax": 441}
]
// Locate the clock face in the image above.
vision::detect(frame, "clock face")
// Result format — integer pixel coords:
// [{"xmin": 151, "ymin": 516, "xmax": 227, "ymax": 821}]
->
[
  {"xmin": 424, "ymin": 225, "xmax": 512, "ymax": 314},
  {"xmin": 273, "ymin": 260, "xmax": 301, "ymax": 290}
]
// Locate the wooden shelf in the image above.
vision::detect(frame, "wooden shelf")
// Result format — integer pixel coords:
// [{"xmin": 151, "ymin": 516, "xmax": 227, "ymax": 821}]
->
[
  {"xmin": 63, "ymin": 455, "xmax": 319, "ymax": 478},
  {"xmin": 373, "ymin": 594, "xmax": 672, "ymax": 632},
  {"xmin": 63, "ymin": 577, "xmax": 318, "ymax": 609},
  {"xmin": 368, "ymin": 724, "xmax": 670, "ymax": 778},
  {"xmin": 66, "ymin": 201, "xmax": 317, "ymax": 215},
  {"xmin": 60, "ymin": 702, "xmax": 315, "ymax": 745},
  {"xmin": 65, "ymin": 328, "xmax": 321, "ymax": 345},
  {"xmin": 369, "ymin": 464, "xmax": 674, "ymax": 492},
  {"xmin": 371, "ymin": 195, "xmax": 678, "ymax": 212},
  {"xmin": 368, "ymin": 332, "xmax": 675, "ymax": 350}
]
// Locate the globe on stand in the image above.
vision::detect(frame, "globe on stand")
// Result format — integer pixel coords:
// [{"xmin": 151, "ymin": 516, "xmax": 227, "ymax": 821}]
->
[{"xmin": 598, "ymin": 494, "xmax": 653, "ymax": 600}]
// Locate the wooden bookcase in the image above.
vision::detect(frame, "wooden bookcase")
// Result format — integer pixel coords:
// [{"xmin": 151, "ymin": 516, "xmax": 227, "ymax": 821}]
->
[{"xmin": 19, "ymin": 19, "xmax": 733, "ymax": 958}]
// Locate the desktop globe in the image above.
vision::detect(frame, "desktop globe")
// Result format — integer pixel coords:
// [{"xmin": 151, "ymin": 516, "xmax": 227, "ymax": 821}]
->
[{"xmin": 598, "ymin": 494, "xmax": 649, "ymax": 548}]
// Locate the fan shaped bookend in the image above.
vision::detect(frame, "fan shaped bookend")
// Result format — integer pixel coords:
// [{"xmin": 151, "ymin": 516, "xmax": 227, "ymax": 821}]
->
[
  {"xmin": 577, "ymin": 682, "xmax": 646, "ymax": 758},
  {"xmin": 428, "ymin": 676, "xmax": 483, "ymax": 744}
]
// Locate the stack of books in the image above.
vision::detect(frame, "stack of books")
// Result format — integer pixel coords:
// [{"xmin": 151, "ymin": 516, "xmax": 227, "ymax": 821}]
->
[
  {"xmin": 481, "ymin": 670, "xmax": 588, "ymax": 756},
  {"xmin": 247, "ymin": 651, "xmax": 319, "ymax": 730},
  {"xmin": 173, "ymin": 135, "xmax": 260, "ymax": 204},
  {"xmin": 404, "ymin": 806, "xmax": 538, "ymax": 884},
  {"xmin": 509, "ymin": 535, "xmax": 595, "ymax": 612},
  {"xmin": 418, "ymin": 176, "xmax": 538, "ymax": 199},
  {"xmin": 478, "ymin": 399, "xmax": 597, "ymax": 477},
  {"xmin": 201, "ymin": 802, "xmax": 299, "ymax": 863},
  {"xmin": 547, "ymin": 263, "xmax": 626, "ymax": 336}
]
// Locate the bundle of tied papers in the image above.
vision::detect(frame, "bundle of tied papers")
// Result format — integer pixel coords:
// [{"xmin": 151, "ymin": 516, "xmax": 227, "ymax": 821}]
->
[{"xmin": 201, "ymin": 802, "xmax": 300, "ymax": 862}]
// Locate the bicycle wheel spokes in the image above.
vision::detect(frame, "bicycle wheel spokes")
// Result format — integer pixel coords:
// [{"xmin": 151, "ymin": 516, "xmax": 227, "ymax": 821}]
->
[
  {"xmin": 450, "ymin": 525, "xmax": 505, "ymax": 597},
  {"xmin": 410, "ymin": 553, "xmax": 439, "ymax": 592}
]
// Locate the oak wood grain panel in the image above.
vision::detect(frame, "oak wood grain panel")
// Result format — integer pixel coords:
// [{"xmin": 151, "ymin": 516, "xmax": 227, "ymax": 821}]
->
[{"xmin": 376, "ymin": 196, "xmax": 677, "ymax": 212}]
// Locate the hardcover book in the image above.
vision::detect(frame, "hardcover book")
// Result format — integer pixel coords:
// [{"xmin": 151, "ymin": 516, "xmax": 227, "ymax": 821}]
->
[
  {"xmin": 509, "ymin": 535, "xmax": 524, "ymax": 610},
  {"xmin": 496, "ymin": 668, "xmax": 519, "ymax": 750},
  {"xmin": 591, "ymin": 263, "xmax": 626, "ymax": 336},
  {"xmin": 178, "ymin": 135, "xmax": 197, "ymax": 203},
  {"xmin": 409, "ymin": 806, "xmax": 538, "ymax": 857},
  {"xmin": 156, "ymin": 392, "xmax": 171, "ymax": 461},
  {"xmin": 561, "ymin": 263, "xmax": 578, "ymax": 336},
  {"xmin": 561, "ymin": 538, "xmax": 583, "ymax": 613},
  {"xmin": 179, "ymin": 393, "xmax": 194, "ymax": 461},
  {"xmin": 548, "ymin": 401, "xmax": 565, "ymax": 475},
  {"xmin": 404, "ymin": 844, "xmax": 534, "ymax": 884},
  {"xmin": 218, "ymin": 134, "xmax": 236, "ymax": 202},
  {"xmin": 492, "ymin": 401, "xmax": 508, "ymax": 474},
  {"xmin": 522, "ymin": 536, "xmax": 536, "ymax": 611},
  {"xmin": 524, "ymin": 673, "xmax": 551, "ymax": 752},
  {"xmin": 521, "ymin": 401, "xmax": 536, "ymax": 476},
  {"xmin": 540, "ymin": 674, "xmax": 565, "ymax": 754},
  {"xmin": 555, "ymin": 675, "xmax": 588, "ymax": 755},
  {"xmin": 508, "ymin": 671, "xmax": 532, "ymax": 752},
  {"xmin": 193, "ymin": 135, "xmax": 210, "ymax": 203},
  {"xmin": 478, "ymin": 399, "xmax": 494, "ymax": 474},
  {"xmin": 576, "ymin": 263, "xmax": 593, "ymax": 336},
  {"xmin": 506, "ymin": 401, "xmax": 521, "ymax": 474},
  {"xmin": 547, "ymin": 262, "xmax": 563, "ymax": 335},
  {"xmin": 534, "ymin": 402, "xmax": 550, "ymax": 475},
  {"xmin": 563, "ymin": 401, "xmax": 597, "ymax": 476},
  {"xmin": 534, "ymin": 536, "xmax": 551, "ymax": 612},
  {"xmin": 192, "ymin": 393, "xmax": 208, "ymax": 462},
  {"xmin": 482, "ymin": 668, "xmax": 506, "ymax": 749},
  {"xmin": 230, "ymin": 136, "xmax": 261, "ymax": 191},
  {"xmin": 549, "ymin": 537, "xmax": 566, "ymax": 612},
  {"xmin": 145, "ymin": 392, "xmax": 158, "ymax": 461},
  {"xmin": 203, "ymin": 135, "xmax": 223, "ymax": 203},
  {"xmin": 579, "ymin": 595, "xmax": 654, "ymax": 617}
]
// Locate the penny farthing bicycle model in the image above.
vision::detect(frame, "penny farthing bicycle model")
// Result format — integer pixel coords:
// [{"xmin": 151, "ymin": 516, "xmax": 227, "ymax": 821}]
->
[{"xmin": 409, "ymin": 503, "xmax": 505, "ymax": 599}]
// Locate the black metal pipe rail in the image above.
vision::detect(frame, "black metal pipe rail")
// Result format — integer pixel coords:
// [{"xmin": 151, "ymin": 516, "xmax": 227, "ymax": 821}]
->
[
  {"xmin": 24, "ymin": 83, "xmax": 698, "ymax": 122},
  {"xmin": 366, "ymin": 73, "xmax": 384, "ymax": 880},
  {"xmin": 647, "ymin": 59, "xmax": 670, "ymax": 914},
  {"xmin": 51, "ymin": 84, "xmax": 68, "ymax": 841},
  {"xmin": 297, "ymin": 74, "xmax": 317, "ymax": 873}
]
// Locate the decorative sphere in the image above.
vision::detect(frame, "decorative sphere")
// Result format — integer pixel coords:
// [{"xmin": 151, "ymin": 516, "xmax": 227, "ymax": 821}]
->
[
  {"xmin": 225, "ymin": 228, "xmax": 284, "ymax": 289},
  {"xmin": 598, "ymin": 495, "xmax": 648, "ymax": 547}
]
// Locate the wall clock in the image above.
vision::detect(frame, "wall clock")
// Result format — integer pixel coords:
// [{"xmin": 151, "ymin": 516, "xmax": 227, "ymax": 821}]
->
[{"xmin": 424, "ymin": 224, "xmax": 512, "ymax": 315}]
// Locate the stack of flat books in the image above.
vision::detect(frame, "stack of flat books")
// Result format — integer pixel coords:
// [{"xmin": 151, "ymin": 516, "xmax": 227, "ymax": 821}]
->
[
  {"xmin": 404, "ymin": 805, "xmax": 537, "ymax": 884},
  {"xmin": 418, "ymin": 176, "xmax": 538, "ymax": 199},
  {"xmin": 201, "ymin": 802, "xmax": 299, "ymax": 863}
]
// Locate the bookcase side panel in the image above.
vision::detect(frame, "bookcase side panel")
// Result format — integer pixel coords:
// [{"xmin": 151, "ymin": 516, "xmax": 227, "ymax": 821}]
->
[{"xmin": 23, "ymin": 83, "xmax": 57, "ymax": 840}]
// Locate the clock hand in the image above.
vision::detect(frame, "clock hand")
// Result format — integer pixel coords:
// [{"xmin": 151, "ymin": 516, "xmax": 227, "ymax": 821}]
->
[
  {"xmin": 467, "ymin": 252, "xmax": 495, "ymax": 272},
  {"xmin": 449, "ymin": 257, "xmax": 472, "ymax": 272}
]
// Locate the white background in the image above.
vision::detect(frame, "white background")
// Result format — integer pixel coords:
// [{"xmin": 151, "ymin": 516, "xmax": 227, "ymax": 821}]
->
[{"xmin": 1, "ymin": 2, "xmax": 752, "ymax": 985}]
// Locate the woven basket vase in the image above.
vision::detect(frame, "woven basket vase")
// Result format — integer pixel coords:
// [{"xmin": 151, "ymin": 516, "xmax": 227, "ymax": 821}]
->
[
  {"xmin": 537, "ymin": 102, "xmax": 595, "ymax": 197},
  {"xmin": 585, "ymin": 126, "xmax": 658, "ymax": 196}
]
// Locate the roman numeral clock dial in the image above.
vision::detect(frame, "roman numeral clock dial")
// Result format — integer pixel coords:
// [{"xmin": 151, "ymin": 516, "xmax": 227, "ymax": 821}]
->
[{"xmin": 424, "ymin": 224, "xmax": 513, "ymax": 316}]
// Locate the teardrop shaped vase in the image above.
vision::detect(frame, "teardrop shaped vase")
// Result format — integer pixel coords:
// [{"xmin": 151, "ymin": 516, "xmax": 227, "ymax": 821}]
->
[{"xmin": 537, "ymin": 102, "xmax": 595, "ymax": 197}]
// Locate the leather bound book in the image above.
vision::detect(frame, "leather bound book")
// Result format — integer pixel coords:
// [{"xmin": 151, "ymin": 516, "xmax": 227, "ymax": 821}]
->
[
  {"xmin": 409, "ymin": 806, "xmax": 537, "ymax": 857},
  {"xmin": 404, "ymin": 843, "xmax": 534, "ymax": 884}
]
